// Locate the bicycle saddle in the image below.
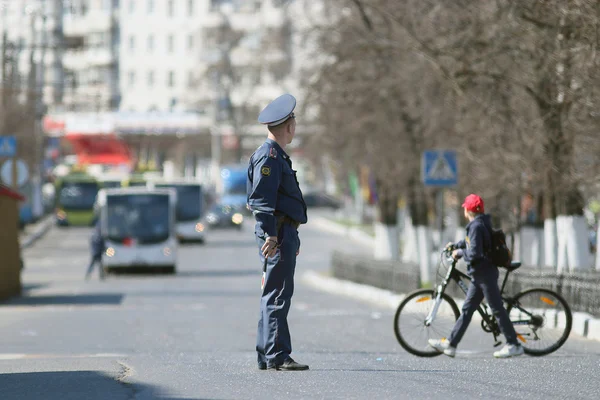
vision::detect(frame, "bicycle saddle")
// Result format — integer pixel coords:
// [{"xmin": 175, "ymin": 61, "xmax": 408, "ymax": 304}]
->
[{"xmin": 505, "ymin": 261, "xmax": 521, "ymax": 271}]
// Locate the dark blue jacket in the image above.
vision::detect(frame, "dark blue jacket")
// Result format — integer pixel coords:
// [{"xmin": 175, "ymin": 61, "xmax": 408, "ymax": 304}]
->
[
  {"xmin": 456, "ymin": 213, "xmax": 494, "ymax": 274},
  {"xmin": 90, "ymin": 222, "xmax": 105, "ymax": 257},
  {"xmin": 246, "ymin": 139, "xmax": 307, "ymax": 238}
]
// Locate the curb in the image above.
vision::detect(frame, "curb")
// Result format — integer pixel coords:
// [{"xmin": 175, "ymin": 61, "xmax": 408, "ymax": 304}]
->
[
  {"xmin": 309, "ymin": 216, "xmax": 375, "ymax": 248},
  {"xmin": 20, "ymin": 214, "xmax": 54, "ymax": 250},
  {"xmin": 302, "ymin": 270, "xmax": 404, "ymax": 309},
  {"xmin": 301, "ymin": 270, "xmax": 600, "ymax": 344}
]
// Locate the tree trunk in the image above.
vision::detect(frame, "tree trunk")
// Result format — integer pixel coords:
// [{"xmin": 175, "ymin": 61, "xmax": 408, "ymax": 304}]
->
[
  {"xmin": 539, "ymin": 98, "xmax": 587, "ymax": 271},
  {"xmin": 406, "ymin": 177, "xmax": 432, "ymax": 286},
  {"xmin": 596, "ymin": 223, "xmax": 600, "ymax": 271},
  {"xmin": 373, "ymin": 180, "xmax": 399, "ymax": 260}
]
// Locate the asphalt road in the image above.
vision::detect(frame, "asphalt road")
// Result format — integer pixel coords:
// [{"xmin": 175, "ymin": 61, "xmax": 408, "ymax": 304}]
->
[{"xmin": 1, "ymin": 213, "xmax": 599, "ymax": 400}]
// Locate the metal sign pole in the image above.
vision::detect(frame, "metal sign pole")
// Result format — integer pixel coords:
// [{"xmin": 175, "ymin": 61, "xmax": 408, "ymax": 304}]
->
[
  {"xmin": 439, "ymin": 188, "xmax": 445, "ymax": 248},
  {"xmin": 12, "ymin": 157, "xmax": 17, "ymax": 189}
]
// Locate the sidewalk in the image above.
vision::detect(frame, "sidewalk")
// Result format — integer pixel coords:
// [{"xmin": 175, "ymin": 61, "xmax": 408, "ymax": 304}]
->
[
  {"xmin": 307, "ymin": 217, "xmax": 600, "ymax": 344},
  {"xmin": 19, "ymin": 214, "xmax": 54, "ymax": 250},
  {"xmin": 310, "ymin": 215, "xmax": 375, "ymax": 248}
]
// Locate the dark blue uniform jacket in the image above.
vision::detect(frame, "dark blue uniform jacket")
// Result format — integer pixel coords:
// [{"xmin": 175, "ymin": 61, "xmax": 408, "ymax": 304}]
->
[
  {"xmin": 246, "ymin": 139, "xmax": 307, "ymax": 238},
  {"xmin": 455, "ymin": 213, "xmax": 494, "ymax": 274}
]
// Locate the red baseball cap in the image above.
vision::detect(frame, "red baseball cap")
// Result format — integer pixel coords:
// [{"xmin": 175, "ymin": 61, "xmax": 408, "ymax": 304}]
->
[{"xmin": 462, "ymin": 194, "xmax": 484, "ymax": 213}]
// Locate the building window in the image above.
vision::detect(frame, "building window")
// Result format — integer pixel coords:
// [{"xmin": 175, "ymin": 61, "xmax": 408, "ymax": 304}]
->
[
  {"xmin": 147, "ymin": 0, "xmax": 154, "ymax": 13},
  {"xmin": 167, "ymin": 34, "xmax": 174, "ymax": 53},
  {"xmin": 147, "ymin": 34, "xmax": 154, "ymax": 51},
  {"xmin": 129, "ymin": 35, "xmax": 135, "ymax": 51},
  {"xmin": 129, "ymin": 0, "xmax": 135, "ymax": 13},
  {"xmin": 128, "ymin": 71, "xmax": 135, "ymax": 86},
  {"xmin": 187, "ymin": 34, "xmax": 194, "ymax": 50},
  {"xmin": 168, "ymin": 0, "xmax": 174, "ymax": 16},
  {"xmin": 147, "ymin": 70, "xmax": 154, "ymax": 86},
  {"xmin": 168, "ymin": 71, "xmax": 175, "ymax": 87},
  {"xmin": 188, "ymin": 0, "xmax": 194, "ymax": 15}
]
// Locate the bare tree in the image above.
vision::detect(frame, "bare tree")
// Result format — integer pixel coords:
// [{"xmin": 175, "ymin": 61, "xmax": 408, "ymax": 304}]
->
[
  {"xmin": 302, "ymin": 0, "xmax": 600, "ymax": 269},
  {"xmin": 1, "ymin": 34, "xmax": 37, "ymax": 181}
]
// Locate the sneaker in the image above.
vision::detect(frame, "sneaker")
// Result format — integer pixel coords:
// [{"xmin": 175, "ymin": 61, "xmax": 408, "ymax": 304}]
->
[
  {"xmin": 428, "ymin": 338, "xmax": 456, "ymax": 358},
  {"xmin": 493, "ymin": 344, "xmax": 524, "ymax": 358}
]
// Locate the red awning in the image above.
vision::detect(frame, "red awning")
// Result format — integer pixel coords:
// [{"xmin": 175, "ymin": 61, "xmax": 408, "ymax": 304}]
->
[
  {"xmin": 65, "ymin": 134, "xmax": 132, "ymax": 166},
  {"xmin": 0, "ymin": 184, "xmax": 25, "ymax": 201}
]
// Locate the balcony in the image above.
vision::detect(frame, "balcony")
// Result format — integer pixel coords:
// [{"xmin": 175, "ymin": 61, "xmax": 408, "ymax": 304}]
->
[
  {"xmin": 64, "ymin": 48, "xmax": 116, "ymax": 69},
  {"xmin": 203, "ymin": 12, "xmax": 227, "ymax": 29},
  {"xmin": 63, "ymin": 10, "xmax": 114, "ymax": 37}
]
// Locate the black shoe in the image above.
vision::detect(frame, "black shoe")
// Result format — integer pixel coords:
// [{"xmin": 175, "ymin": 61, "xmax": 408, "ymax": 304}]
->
[
  {"xmin": 267, "ymin": 358, "xmax": 309, "ymax": 371},
  {"xmin": 258, "ymin": 362, "xmax": 267, "ymax": 370}
]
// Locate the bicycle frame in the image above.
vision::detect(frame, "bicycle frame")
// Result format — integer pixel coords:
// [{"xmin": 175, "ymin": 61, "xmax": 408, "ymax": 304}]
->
[{"xmin": 425, "ymin": 251, "xmax": 536, "ymax": 346}]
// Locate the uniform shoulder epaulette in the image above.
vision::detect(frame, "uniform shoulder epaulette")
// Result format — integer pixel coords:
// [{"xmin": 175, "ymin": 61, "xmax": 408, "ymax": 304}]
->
[{"xmin": 268, "ymin": 147, "xmax": 278, "ymax": 159}]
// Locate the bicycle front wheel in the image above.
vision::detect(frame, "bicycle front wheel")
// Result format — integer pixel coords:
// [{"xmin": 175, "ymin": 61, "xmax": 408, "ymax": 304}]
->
[
  {"xmin": 507, "ymin": 288, "xmax": 572, "ymax": 356},
  {"xmin": 394, "ymin": 289, "xmax": 460, "ymax": 357}
]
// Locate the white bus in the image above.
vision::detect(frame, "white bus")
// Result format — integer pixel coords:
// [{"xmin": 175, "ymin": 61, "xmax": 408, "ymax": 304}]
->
[
  {"xmin": 98, "ymin": 187, "xmax": 178, "ymax": 273},
  {"xmin": 150, "ymin": 181, "xmax": 206, "ymax": 243}
]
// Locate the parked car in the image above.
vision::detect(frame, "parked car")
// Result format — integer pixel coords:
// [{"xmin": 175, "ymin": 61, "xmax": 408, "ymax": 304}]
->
[{"xmin": 203, "ymin": 204, "xmax": 245, "ymax": 230}]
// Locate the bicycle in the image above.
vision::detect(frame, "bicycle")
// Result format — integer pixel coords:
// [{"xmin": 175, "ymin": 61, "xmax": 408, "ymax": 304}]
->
[{"xmin": 393, "ymin": 247, "xmax": 572, "ymax": 357}]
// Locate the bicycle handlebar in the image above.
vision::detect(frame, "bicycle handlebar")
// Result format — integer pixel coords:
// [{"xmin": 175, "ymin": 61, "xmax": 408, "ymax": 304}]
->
[{"xmin": 440, "ymin": 245, "xmax": 457, "ymax": 263}]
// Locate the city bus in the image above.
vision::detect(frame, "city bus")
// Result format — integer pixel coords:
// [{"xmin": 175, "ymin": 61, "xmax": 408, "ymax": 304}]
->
[
  {"xmin": 98, "ymin": 176, "xmax": 125, "ymax": 189},
  {"xmin": 151, "ymin": 180, "xmax": 206, "ymax": 243},
  {"xmin": 219, "ymin": 164, "xmax": 249, "ymax": 213},
  {"xmin": 98, "ymin": 187, "xmax": 178, "ymax": 274},
  {"xmin": 54, "ymin": 172, "xmax": 100, "ymax": 226}
]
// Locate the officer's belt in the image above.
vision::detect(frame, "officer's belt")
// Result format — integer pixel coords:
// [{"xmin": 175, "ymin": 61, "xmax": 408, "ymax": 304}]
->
[{"xmin": 276, "ymin": 215, "xmax": 300, "ymax": 230}]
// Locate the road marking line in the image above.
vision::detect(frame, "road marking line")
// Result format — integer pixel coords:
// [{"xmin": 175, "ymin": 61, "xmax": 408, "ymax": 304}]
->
[
  {"xmin": 0, "ymin": 354, "xmax": 26, "ymax": 360},
  {"xmin": 0, "ymin": 353, "xmax": 128, "ymax": 360}
]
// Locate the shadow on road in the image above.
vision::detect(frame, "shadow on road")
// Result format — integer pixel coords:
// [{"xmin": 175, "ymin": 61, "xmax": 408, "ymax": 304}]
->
[
  {"xmin": 0, "ymin": 293, "xmax": 124, "ymax": 307},
  {"xmin": 0, "ymin": 371, "xmax": 212, "ymax": 400},
  {"xmin": 21, "ymin": 283, "xmax": 49, "ymax": 293}
]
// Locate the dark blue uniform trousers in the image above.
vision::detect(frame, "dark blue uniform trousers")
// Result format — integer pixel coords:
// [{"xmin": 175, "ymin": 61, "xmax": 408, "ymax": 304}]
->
[
  {"xmin": 255, "ymin": 223, "xmax": 299, "ymax": 368},
  {"xmin": 449, "ymin": 267, "xmax": 518, "ymax": 348}
]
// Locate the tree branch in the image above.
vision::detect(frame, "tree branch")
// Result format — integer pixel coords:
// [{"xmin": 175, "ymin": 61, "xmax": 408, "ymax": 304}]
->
[{"xmin": 350, "ymin": 0, "xmax": 373, "ymax": 31}]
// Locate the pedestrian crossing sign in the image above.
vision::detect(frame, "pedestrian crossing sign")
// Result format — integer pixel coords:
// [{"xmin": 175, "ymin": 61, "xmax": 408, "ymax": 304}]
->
[
  {"xmin": 0, "ymin": 136, "xmax": 16, "ymax": 157},
  {"xmin": 422, "ymin": 150, "xmax": 458, "ymax": 186}
]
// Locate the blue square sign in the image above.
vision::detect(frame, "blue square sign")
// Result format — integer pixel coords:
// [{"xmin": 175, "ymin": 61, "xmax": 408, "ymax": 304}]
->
[
  {"xmin": 422, "ymin": 150, "xmax": 458, "ymax": 187},
  {"xmin": 0, "ymin": 136, "xmax": 16, "ymax": 157}
]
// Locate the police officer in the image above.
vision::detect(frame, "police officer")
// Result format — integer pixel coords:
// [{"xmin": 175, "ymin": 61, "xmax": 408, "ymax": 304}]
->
[
  {"xmin": 85, "ymin": 219, "xmax": 106, "ymax": 280},
  {"xmin": 247, "ymin": 94, "xmax": 309, "ymax": 371}
]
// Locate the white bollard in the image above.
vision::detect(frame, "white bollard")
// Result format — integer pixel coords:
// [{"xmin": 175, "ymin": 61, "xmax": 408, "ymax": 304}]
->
[
  {"xmin": 374, "ymin": 222, "xmax": 399, "ymax": 261},
  {"xmin": 544, "ymin": 219, "xmax": 557, "ymax": 269}
]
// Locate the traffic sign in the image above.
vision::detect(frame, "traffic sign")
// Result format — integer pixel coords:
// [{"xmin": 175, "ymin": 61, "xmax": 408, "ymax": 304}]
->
[
  {"xmin": 422, "ymin": 150, "xmax": 458, "ymax": 186},
  {"xmin": 1, "ymin": 159, "xmax": 29, "ymax": 188},
  {"xmin": 0, "ymin": 136, "xmax": 16, "ymax": 157}
]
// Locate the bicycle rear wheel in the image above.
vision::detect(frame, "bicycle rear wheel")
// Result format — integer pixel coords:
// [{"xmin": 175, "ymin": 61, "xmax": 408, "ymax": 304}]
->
[
  {"xmin": 507, "ymin": 288, "xmax": 572, "ymax": 356},
  {"xmin": 394, "ymin": 289, "xmax": 460, "ymax": 357}
]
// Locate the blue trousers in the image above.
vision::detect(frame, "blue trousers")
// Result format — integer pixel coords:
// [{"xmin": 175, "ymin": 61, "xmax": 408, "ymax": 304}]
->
[
  {"xmin": 255, "ymin": 223, "xmax": 300, "ymax": 367},
  {"xmin": 449, "ymin": 267, "xmax": 518, "ymax": 348},
  {"xmin": 85, "ymin": 254, "xmax": 105, "ymax": 279}
]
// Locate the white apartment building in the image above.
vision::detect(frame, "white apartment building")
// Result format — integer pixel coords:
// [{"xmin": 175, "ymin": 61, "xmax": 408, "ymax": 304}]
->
[
  {"xmin": 119, "ymin": 0, "xmax": 306, "ymax": 117},
  {"xmin": 0, "ymin": 0, "xmax": 64, "ymax": 110},
  {"xmin": 118, "ymin": 0, "xmax": 205, "ymax": 112},
  {"xmin": 188, "ymin": 0, "xmax": 296, "ymax": 129},
  {"xmin": 62, "ymin": 0, "xmax": 120, "ymax": 111}
]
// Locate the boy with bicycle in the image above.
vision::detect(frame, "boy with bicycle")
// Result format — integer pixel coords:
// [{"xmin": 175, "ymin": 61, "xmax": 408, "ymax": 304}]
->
[{"xmin": 428, "ymin": 194, "xmax": 524, "ymax": 358}]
